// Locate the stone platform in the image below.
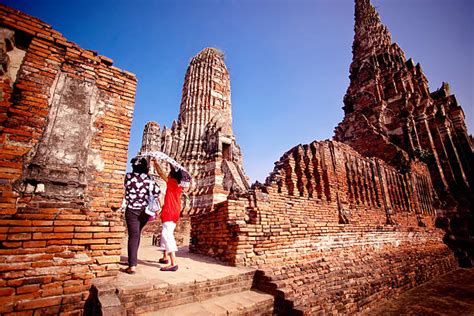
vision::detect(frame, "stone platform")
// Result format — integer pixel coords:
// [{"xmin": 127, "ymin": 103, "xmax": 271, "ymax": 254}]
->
[
  {"xmin": 90, "ymin": 237, "xmax": 474, "ymax": 315},
  {"xmin": 92, "ymin": 238, "xmax": 273, "ymax": 315}
]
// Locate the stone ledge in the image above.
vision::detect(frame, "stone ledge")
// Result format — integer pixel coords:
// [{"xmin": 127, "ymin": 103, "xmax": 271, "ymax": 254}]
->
[{"xmin": 142, "ymin": 290, "xmax": 274, "ymax": 316}]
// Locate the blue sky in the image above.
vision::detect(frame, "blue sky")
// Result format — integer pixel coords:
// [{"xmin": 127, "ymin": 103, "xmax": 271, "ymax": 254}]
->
[{"xmin": 3, "ymin": 0, "xmax": 473, "ymax": 182}]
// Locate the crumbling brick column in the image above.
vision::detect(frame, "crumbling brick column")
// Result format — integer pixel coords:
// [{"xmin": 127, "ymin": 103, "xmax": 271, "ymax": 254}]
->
[{"xmin": 0, "ymin": 5, "xmax": 136, "ymax": 315}]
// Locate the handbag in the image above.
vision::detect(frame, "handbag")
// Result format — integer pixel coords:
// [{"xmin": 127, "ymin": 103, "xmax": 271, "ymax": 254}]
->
[{"xmin": 144, "ymin": 180, "xmax": 161, "ymax": 217}]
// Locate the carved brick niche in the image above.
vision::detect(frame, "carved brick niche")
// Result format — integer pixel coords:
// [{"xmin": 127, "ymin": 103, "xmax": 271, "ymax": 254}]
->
[{"xmin": 22, "ymin": 73, "xmax": 106, "ymax": 198}]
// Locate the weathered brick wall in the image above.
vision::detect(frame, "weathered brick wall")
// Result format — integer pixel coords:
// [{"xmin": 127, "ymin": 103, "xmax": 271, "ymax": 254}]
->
[
  {"xmin": 255, "ymin": 240, "xmax": 455, "ymax": 314},
  {"xmin": 191, "ymin": 140, "xmax": 438, "ymax": 264},
  {"xmin": 0, "ymin": 5, "xmax": 136, "ymax": 315},
  {"xmin": 190, "ymin": 140, "xmax": 457, "ymax": 313}
]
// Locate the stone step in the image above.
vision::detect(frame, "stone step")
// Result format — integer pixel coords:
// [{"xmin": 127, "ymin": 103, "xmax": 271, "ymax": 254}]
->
[
  {"xmin": 120, "ymin": 270, "xmax": 257, "ymax": 315},
  {"xmin": 121, "ymin": 270, "xmax": 257, "ymax": 315},
  {"xmin": 143, "ymin": 290, "xmax": 274, "ymax": 316},
  {"xmin": 93, "ymin": 243, "xmax": 264, "ymax": 315}
]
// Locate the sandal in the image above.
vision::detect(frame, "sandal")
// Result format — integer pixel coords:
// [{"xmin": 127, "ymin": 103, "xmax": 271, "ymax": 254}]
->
[
  {"xmin": 160, "ymin": 265, "xmax": 178, "ymax": 272},
  {"xmin": 120, "ymin": 267, "xmax": 136, "ymax": 274},
  {"xmin": 158, "ymin": 258, "xmax": 169, "ymax": 264}
]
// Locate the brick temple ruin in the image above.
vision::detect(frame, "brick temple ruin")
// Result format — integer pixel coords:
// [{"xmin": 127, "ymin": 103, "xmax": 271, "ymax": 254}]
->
[
  {"xmin": 139, "ymin": 47, "xmax": 248, "ymax": 211},
  {"xmin": 139, "ymin": 47, "xmax": 249, "ymax": 244},
  {"xmin": 0, "ymin": 0, "xmax": 473, "ymax": 315},
  {"xmin": 334, "ymin": 0, "xmax": 473, "ymax": 267},
  {"xmin": 0, "ymin": 4, "xmax": 136, "ymax": 314}
]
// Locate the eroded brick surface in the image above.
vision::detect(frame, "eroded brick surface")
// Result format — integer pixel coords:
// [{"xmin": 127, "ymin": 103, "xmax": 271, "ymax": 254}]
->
[{"xmin": 0, "ymin": 4, "xmax": 136, "ymax": 314}]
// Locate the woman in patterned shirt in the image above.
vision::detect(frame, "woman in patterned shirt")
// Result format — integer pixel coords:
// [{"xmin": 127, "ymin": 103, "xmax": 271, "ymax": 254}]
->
[{"xmin": 122, "ymin": 157, "xmax": 161, "ymax": 274}]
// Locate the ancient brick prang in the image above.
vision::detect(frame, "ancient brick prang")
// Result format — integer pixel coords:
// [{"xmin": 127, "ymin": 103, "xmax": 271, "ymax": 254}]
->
[
  {"xmin": 335, "ymin": 0, "xmax": 473, "ymax": 203},
  {"xmin": 334, "ymin": 0, "xmax": 473, "ymax": 266},
  {"xmin": 0, "ymin": 4, "xmax": 136, "ymax": 315},
  {"xmin": 178, "ymin": 48, "xmax": 234, "ymax": 160},
  {"xmin": 140, "ymin": 48, "xmax": 249, "ymax": 213},
  {"xmin": 190, "ymin": 140, "xmax": 456, "ymax": 313},
  {"xmin": 140, "ymin": 48, "xmax": 249, "ymax": 246}
]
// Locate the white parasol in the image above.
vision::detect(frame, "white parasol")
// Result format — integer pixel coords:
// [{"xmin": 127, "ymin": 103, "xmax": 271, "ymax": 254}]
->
[{"xmin": 138, "ymin": 151, "xmax": 192, "ymax": 185}]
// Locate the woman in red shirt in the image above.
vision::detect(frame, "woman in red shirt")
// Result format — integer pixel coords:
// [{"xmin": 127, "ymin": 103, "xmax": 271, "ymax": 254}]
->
[{"xmin": 153, "ymin": 159, "xmax": 184, "ymax": 271}]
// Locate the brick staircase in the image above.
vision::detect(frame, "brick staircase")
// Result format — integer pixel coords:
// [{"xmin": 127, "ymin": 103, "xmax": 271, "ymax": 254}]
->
[{"xmin": 90, "ymin": 241, "xmax": 273, "ymax": 315}]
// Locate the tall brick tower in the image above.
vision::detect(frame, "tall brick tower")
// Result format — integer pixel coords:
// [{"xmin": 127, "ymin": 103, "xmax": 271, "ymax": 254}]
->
[
  {"xmin": 141, "ymin": 48, "xmax": 249, "ymax": 212},
  {"xmin": 335, "ymin": 0, "xmax": 473, "ymax": 266},
  {"xmin": 335, "ymin": 0, "xmax": 473, "ymax": 206}
]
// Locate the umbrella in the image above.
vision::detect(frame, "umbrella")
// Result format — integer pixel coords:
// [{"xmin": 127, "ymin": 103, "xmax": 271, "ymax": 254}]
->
[{"xmin": 138, "ymin": 151, "xmax": 192, "ymax": 185}]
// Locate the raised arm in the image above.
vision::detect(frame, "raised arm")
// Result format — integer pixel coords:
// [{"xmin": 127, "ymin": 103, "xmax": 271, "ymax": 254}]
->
[{"xmin": 152, "ymin": 158, "xmax": 168, "ymax": 181}]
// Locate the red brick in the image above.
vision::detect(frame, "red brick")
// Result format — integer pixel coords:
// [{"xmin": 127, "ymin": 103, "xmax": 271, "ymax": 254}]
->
[
  {"xmin": 9, "ymin": 226, "xmax": 52, "ymax": 233},
  {"xmin": 0, "ymin": 220, "xmax": 31, "ymax": 227},
  {"xmin": 73, "ymin": 233, "xmax": 92, "ymax": 239},
  {"xmin": 72, "ymin": 272, "xmax": 94, "ymax": 280},
  {"xmin": 89, "ymin": 244, "xmax": 121, "ymax": 250},
  {"xmin": 1, "ymin": 242, "xmax": 22, "ymax": 248},
  {"xmin": 40, "ymin": 287, "xmax": 63, "ymax": 297},
  {"xmin": 55, "ymin": 214, "xmax": 87, "ymax": 220},
  {"xmin": 16, "ymin": 296, "xmax": 62, "ymax": 311},
  {"xmin": 93, "ymin": 232, "xmax": 123, "ymax": 238},
  {"xmin": 61, "ymin": 293, "xmax": 83, "ymax": 304},
  {"xmin": 0, "ymin": 262, "xmax": 31, "ymax": 272},
  {"xmin": 71, "ymin": 239, "xmax": 106, "ymax": 245},
  {"xmin": 53, "ymin": 220, "xmax": 90, "ymax": 226},
  {"xmin": 0, "ymin": 302, "xmax": 14, "ymax": 314},
  {"xmin": 32, "ymin": 233, "xmax": 74, "ymax": 240},
  {"xmin": 46, "ymin": 239, "xmax": 72, "ymax": 246},
  {"xmin": 17, "ymin": 284, "xmax": 40, "ymax": 294},
  {"xmin": 53, "ymin": 226, "xmax": 74, "ymax": 233},
  {"xmin": 7, "ymin": 233, "xmax": 32, "ymax": 240},
  {"xmin": 63, "ymin": 285, "xmax": 88, "ymax": 295},
  {"xmin": 74, "ymin": 227, "xmax": 109, "ymax": 233},
  {"xmin": 23, "ymin": 241, "xmax": 46, "ymax": 248},
  {"xmin": 0, "ymin": 287, "xmax": 15, "ymax": 296},
  {"xmin": 30, "ymin": 221, "xmax": 53, "ymax": 226}
]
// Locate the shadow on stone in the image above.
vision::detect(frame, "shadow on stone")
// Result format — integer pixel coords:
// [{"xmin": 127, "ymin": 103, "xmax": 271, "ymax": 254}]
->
[{"xmin": 83, "ymin": 285, "xmax": 102, "ymax": 316}]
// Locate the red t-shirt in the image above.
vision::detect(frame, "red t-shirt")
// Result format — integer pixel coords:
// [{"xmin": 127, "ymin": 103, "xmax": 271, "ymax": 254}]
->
[{"xmin": 160, "ymin": 177, "xmax": 182, "ymax": 223}]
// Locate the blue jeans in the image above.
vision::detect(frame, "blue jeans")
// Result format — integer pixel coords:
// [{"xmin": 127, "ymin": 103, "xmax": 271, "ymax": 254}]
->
[{"xmin": 125, "ymin": 209, "xmax": 149, "ymax": 266}]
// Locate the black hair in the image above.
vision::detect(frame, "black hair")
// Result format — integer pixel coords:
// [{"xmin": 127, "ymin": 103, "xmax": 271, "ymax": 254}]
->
[
  {"xmin": 169, "ymin": 167, "xmax": 183, "ymax": 184},
  {"xmin": 131, "ymin": 157, "xmax": 149, "ymax": 174}
]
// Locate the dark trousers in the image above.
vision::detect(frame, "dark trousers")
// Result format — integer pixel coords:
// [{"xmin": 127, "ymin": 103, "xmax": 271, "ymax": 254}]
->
[{"xmin": 125, "ymin": 209, "xmax": 149, "ymax": 267}]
